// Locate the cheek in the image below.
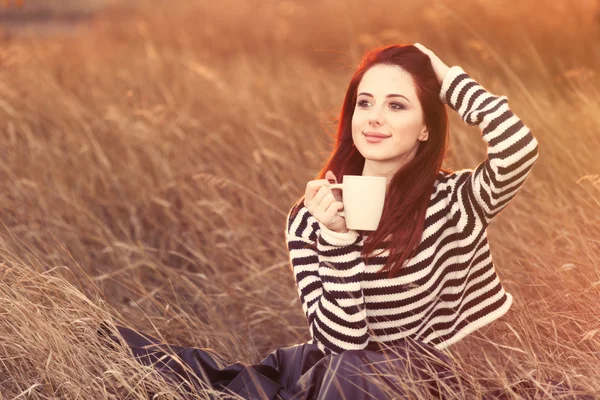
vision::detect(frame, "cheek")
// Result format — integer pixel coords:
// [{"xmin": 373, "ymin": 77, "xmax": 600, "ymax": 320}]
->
[
  {"xmin": 351, "ymin": 115, "xmax": 362, "ymax": 135},
  {"xmin": 391, "ymin": 113, "xmax": 422, "ymax": 133}
]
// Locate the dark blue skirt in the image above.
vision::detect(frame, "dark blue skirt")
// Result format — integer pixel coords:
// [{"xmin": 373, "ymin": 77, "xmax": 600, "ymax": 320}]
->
[{"xmin": 98, "ymin": 323, "xmax": 594, "ymax": 399}]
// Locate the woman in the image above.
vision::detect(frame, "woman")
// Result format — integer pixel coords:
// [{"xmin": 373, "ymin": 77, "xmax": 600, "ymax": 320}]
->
[
  {"xmin": 101, "ymin": 43, "xmax": 588, "ymax": 399},
  {"xmin": 287, "ymin": 41, "xmax": 534, "ymax": 357}
]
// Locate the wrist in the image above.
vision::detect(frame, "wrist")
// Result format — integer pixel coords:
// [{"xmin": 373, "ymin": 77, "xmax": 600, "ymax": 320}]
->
[
  {"xmin": 439, "ymin": 65, "xmax": 450, "ymax": 86},
  {"xmin": 318, "ymin": 223, "xmax": 359, "ymax": 246}
]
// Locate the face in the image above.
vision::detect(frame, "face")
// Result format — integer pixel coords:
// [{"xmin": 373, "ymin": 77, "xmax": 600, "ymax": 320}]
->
[{"xmin": 351, "ymin": 64, "xmax": 429, "ymax": 174}]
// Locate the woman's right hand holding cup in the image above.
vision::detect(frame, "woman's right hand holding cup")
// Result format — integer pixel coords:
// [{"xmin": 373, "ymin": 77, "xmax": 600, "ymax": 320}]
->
[{"xmin": 304, "ymin": 171, "xmax": 349, "ymax": 234}]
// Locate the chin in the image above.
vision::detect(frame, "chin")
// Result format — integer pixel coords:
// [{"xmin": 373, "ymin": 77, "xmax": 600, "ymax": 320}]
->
[
  {"xmin": 361, "ymin": 153, "xmax": 394, "ymax": 162},
  {"xmin": 356, "ymin": 146, "xmax": 388, "ymax": 158}
]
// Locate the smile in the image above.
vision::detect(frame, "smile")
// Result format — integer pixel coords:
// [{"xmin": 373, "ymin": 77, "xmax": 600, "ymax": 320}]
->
[{"xmin": 363, "ymin": 132, "xmax": 390, "ymax": 143}]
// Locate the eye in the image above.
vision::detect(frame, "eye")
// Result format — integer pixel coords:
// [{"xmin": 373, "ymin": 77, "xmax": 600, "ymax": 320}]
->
[{"xmin": 356, "ymin": 99, "xmax": 405, "ymax": 110}]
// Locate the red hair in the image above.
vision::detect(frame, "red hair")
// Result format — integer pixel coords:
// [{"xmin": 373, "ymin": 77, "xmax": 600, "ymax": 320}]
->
[{"xmin": 315, "ymin": 44, "xmax": 452, "ymax": 278}]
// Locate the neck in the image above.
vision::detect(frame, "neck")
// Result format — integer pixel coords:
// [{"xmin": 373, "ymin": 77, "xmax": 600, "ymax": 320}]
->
[
  {"xmin": 362, "ymin": 157, "xmax": 412, "ymax": 186},
  {"xmin": 362, "ymin": 147, "xmax": 418, "ymax": 188},
  {"xmin": 361, "ymin": 161, "xmax": 397, "ymax": 189}
]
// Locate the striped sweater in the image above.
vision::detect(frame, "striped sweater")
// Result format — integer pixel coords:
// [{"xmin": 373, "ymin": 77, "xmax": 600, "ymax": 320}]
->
[{"xmin": 285, "ymin": 66, "xmax": 540, "ymax": 355}]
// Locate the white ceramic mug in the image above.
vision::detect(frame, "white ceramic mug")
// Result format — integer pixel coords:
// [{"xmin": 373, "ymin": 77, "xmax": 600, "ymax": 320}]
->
[{"xmin": 327, "ymin": 175, "xmax": 387, "ymax": 231}]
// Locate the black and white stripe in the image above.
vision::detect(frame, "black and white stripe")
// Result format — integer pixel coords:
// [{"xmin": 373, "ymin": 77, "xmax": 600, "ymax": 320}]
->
[{"xmin": 285, "ymin": 66, "xmax": 539, "ymax": 355}]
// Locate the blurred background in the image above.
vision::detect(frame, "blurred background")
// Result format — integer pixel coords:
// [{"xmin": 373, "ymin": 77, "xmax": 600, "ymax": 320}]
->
[{"xmin": 0, "ymin": 0, "xmax": 599, "ymax": 398}]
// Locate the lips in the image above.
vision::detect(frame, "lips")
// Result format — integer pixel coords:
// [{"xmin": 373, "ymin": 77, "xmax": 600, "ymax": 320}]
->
[
  {"xmin": 363, "ymin": 131, "xmax": 391, "ymax": 143},
  {"xmin": 363, "ymin": 131, "xmax": 391, "ymax": 138}
]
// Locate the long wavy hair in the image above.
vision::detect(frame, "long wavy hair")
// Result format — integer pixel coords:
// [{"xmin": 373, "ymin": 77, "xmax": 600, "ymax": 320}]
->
[{"xmin": 314, "ymin": 44, "xmax": 452, "ymax": 278}]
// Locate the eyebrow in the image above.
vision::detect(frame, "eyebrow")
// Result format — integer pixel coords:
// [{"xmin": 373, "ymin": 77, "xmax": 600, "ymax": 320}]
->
[{"xmin": 357, "ymin": 92, "xmax": 411, "ymax": 103}]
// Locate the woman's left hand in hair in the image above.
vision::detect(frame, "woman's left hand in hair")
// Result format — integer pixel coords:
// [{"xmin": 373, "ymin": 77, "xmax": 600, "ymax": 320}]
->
[{"xmin": 414, "ymin": 43, "xmax": 450, "ymax": 86}]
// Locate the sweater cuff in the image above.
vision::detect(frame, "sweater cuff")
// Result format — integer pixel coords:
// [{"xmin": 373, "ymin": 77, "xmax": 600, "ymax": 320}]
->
[
  {"xmin": 318, "ymin": 223, "xmax": 360, "ymax": 246},
  {"xmin": 439, "ymin": 65, "xmax": 467, "ymax": 105}
]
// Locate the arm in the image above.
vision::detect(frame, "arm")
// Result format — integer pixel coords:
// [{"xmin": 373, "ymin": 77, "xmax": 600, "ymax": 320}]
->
[
  {"xmin": 285, "ymin": 201, "xmax": 369, "ymax": 355},
  {"xmin": 440, "ymin": 66, "xmax": 540, "ymax": 226}
]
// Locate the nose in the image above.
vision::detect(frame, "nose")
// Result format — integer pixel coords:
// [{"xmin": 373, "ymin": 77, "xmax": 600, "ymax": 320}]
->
[{"xmin": 368, "ymin": 107, "xmax": 384, "ymax": 126}]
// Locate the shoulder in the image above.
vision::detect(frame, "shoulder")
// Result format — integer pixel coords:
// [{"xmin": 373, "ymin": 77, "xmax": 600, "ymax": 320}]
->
[{"xmin": 285, "ymin": 196, "xmax": 320, "ymax": 242}]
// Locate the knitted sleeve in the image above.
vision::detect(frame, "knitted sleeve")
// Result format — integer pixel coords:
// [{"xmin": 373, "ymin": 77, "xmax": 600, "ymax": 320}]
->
[
  {"xmin": 285, "ymin": 200, "xmax": 369, "ymax": 355},
  {"xmin": 440, "ymin": 66, "xmax": 540, "ymax": 226}
]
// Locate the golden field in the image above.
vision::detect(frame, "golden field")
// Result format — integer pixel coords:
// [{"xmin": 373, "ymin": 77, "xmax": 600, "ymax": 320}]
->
[{"xmin": 0, "ymin": 0, "xmax": 599, "ymax": 398}]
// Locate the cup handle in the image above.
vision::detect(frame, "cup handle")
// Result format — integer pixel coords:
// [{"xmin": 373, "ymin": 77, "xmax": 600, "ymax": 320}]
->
[{"xmin": 326, "ymin": 183, "xmax": 344, "ymax": 217}]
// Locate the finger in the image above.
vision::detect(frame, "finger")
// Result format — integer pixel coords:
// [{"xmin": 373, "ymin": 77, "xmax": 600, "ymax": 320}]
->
[
  {"xmin": 323, "ymin": 171, "xmax": 343, "ymax": 202},
  {"xmin": 415, "ymin": 44, "xmax": 433, "ymax": 58},
  {"xmin": 315, "ymin": 194, "xmax": 336, "ymax": 222},
  {"xmin": 305, "ymin": 179, "xmax": 329, "ymax": 202},
  {"xmin": 324, "ymin": 201, "xmax": 344, "ymax": 222},
  {"xmin": 313, "ymin": 185, "xmax": 332, "ymax": 205},
  {"xmin": 306, "ymin": 185, "xmax": 330, "ymax": 213},
  {"xmin": 322, "ymin": 180, "xmax": 342, "ymax": 199},
  {"xmin": 316, "ymin": 191, "xmax": 336, "ymax": 214},
  {"xmin": 415, "ymin": 42, "xmax": 430, "ymax": 52}
]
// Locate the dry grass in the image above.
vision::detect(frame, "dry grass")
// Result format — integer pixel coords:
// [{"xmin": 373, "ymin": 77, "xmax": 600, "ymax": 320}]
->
[{"xmin": 0, "ymin": 0, "xmax": 599, "ymax": 398}]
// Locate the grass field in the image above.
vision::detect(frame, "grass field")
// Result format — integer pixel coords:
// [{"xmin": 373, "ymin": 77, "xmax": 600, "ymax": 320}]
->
[{"xmin": 0, "ymin": 0, "xmax": 599, "ymax": 398}]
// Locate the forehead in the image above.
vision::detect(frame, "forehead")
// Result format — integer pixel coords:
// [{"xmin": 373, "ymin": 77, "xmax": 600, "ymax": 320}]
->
[{"xmin": 357, "ymin": 64, "xmax": 417, "ymax": 98}]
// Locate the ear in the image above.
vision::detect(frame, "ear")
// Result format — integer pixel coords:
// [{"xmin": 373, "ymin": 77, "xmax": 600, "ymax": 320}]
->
[{"xmin": 419, "ymin": 128, "xmax": 429, "ymax": 142}]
